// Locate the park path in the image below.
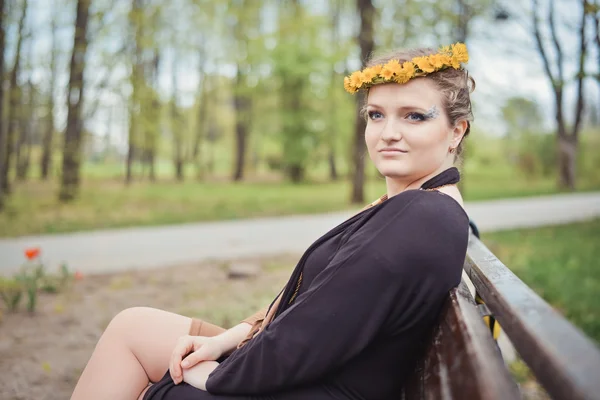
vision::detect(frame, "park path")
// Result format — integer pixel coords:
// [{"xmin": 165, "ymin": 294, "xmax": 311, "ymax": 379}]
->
[{"xmin": 1, "ymin": 191, "xmax": 599, "ymax": 275}]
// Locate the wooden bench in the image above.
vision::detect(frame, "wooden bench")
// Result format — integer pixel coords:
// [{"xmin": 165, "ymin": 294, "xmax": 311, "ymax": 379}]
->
[{"xmin": 403, "ymin": 226, "xmax": 600, "ymax": 400}]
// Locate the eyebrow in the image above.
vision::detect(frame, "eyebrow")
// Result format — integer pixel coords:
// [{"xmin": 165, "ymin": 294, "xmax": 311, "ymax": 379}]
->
[{"xmin": 365, "ymin": 104, "xmax": 427, "ymax": 112}]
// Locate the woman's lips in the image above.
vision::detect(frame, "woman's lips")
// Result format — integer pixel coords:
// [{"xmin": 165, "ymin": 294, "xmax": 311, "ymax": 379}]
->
[{"xmin": 379, "ymin": 148, "xmax": 408, "ymax": 154}]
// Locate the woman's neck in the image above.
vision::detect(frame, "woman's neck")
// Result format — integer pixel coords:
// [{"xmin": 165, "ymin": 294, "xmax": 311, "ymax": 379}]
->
[{"xmin": 385, "ymin": 163, "xmax": 455, "ymax": 198}]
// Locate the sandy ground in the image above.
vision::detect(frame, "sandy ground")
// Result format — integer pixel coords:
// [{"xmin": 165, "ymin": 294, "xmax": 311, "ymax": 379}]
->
[
  {"xmin": 0, "ymin": 252, "xmax": 548, "ymax": 400},
  {"xmin": 0, "ymin": 255, "xmax": 295, "ymax": 400}
]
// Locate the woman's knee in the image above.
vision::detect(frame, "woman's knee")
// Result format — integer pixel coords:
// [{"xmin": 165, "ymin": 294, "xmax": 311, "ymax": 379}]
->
[{"xmin": 106, "ymin": 306, "xmax": 157, "ymax": 337}]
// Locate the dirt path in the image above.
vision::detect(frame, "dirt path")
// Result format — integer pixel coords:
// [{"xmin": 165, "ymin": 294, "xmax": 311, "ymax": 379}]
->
[
  {"xmin": 2, "ymin": 192, "xmax": 599, "ymax": 276},
  {"xmin": 0, "ymin": 254, "xmax": 295, "ymax": 400}
]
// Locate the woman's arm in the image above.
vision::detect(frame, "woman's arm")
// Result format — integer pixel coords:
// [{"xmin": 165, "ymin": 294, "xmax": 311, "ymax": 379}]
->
[
  {"xmin": 178, "ymin": 322, "xmax": 255, "ymax": 389},
  {"xmin": 205, "ymin": 193, "xmax": 468, "ymax": 395},
  {"xmin": 211, "ymin": 322, "xmax": 253, "ymax": 356}
]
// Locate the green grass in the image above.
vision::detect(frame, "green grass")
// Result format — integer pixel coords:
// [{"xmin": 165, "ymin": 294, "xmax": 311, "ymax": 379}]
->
[
  {"xmin": 483, "ymin": 218, "xmax": 600, "ymax": 343},
  {"xmin": 1, "ymin": 162, "xmax": 599, "ymax": 238}
]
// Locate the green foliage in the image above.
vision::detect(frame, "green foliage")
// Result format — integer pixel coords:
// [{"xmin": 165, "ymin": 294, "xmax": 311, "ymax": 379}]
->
[
  {"xmin": 485, "ymin": 218, "xmax": 600, "ymax": 343},
  {"xmin": 0, "ymin": 258, "xmax": 74, "ymax": 313},
  {"xmin": 0, "ymin": 277, "xmax": 23, "ymax": 312},
  {"xmin": 14, "ymin": 260, "xmax": 45, "ymax": 312},
  {"xmin": 500, "ymin": 96, "xmax": 556, "ymax": 179}
]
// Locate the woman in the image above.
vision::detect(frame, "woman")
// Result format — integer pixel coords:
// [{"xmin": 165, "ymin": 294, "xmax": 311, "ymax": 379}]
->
[{"xmin": 71, "ymin": 43, "xmax": 473, "ymax": 400}]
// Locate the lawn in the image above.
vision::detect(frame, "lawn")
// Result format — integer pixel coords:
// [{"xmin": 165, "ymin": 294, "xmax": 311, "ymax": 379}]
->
[
  {"xmin": 1, "ymin": 164, "xmax": 599, "ymax": 238},
  {"xmin": 483, "ymin": 218, "xmax": 600, "ymax": 343},
  {"xmin": 0, "ymin": 220, "xmax": 596, "ymax": 399}
]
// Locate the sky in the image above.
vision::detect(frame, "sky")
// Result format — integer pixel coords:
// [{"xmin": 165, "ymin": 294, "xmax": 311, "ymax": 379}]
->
[{"xmin": 5, "ymin": 0, "xmax": 599, "ymax": 151}]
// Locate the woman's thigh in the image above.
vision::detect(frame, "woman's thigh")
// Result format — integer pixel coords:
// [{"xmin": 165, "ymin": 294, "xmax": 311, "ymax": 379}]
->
[
  {"xmin": 144, "ymin": 371, "xmax": 336, "ymax": 400},
  {"xmin": 108, "ymin": 307, "xmax": 225, "ymax": 383}
]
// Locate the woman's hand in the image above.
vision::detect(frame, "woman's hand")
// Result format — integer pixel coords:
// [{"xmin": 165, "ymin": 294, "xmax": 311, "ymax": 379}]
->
[{"xmin": 169, "ymin": 335, "xmax": 225, "ymax": 384}]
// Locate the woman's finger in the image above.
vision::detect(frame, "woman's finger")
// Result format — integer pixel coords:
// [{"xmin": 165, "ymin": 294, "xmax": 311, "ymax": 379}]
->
[
  {"xmin": 170, "ymin": 336, "xmax": 193, "ymax": 384},
  {"xmin": 181, "ymin": 345, "xmax": 209, "ymax": 369}
]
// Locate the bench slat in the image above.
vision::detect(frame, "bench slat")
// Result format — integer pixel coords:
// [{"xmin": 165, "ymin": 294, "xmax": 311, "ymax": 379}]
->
[
  {"xmin": 465, "ymin": 236, "xmax": 600, "ymax": 400},
  {"xmin": 403, "ymin": 280, "xmax": 520, "ymax": 400}
]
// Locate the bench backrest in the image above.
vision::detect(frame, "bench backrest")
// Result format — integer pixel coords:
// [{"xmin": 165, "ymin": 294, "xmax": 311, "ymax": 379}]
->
[{"xmin": 403, "ymin": 234, "xmax": 600, "ymax": 400}]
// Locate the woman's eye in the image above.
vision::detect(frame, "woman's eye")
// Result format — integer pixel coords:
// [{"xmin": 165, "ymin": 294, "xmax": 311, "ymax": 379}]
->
[
  {"xmin": 406, "ymin": 112, "xmax": 426, "ymax": 122},
  {"xmin": 368, "ymin": 111, "xmax": 384, "ymax": 120}
]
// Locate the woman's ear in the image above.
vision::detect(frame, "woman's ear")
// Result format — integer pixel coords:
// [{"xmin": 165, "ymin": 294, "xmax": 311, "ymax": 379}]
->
[{"xmin": 451, "ymin": 120, "xmax": 469, "ymax": 149}]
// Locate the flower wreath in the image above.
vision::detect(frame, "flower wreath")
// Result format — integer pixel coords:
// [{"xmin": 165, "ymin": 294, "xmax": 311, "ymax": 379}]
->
[{"xmin": 343, "ymin": 42, "xmax": 469, "ymax": 94}]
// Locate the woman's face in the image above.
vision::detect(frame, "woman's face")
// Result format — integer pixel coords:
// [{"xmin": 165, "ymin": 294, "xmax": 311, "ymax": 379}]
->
[{"xmin": 364, "ymin": 78, "xmax": 463, "ymax": 186}]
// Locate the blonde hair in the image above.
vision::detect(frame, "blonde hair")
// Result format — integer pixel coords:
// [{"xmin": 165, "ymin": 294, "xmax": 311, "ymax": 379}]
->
[{"xmin": 363, "ymin": 47, "xmax": 476, "ymax": 157}]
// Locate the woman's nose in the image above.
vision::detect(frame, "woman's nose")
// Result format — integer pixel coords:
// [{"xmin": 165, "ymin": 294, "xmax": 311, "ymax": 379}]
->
[{"xmin": 380, "ymin": 118, "xmax": 402, "ymax": 142}]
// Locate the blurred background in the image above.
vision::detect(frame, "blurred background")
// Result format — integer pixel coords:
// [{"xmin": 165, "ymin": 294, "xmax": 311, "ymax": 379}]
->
[
  {"xmin": 0, "ymin": 1, "xmax": 599, "ymax": 398},
  {"xmin": 0, "ymin": 0, "xmax": 598, "ymax": 236}
]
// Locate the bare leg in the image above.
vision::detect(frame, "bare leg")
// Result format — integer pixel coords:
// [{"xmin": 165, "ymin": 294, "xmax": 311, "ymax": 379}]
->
[{"xmin": 71, "ymin": 307, "xmax": 199, "ymax": 400}]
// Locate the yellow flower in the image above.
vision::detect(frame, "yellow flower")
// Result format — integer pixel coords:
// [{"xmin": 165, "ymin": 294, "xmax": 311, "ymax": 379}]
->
[
  {"xmin": 380, "ymin": 66, "xmax": 395, "ymax": 80},
  {"xmin": 402, "ymin": 62, "xmax": 415, "ymax": 78},
  {"xmin": 450, "ymin": 52, "xmax": 465, "ymax": 69},
  {"xmin": 344, "ymin": 76, "xmax": 356, "ymax": 93},
  {"xmin": 383, "ymin": 59, "xmax": 402, "ymax": 75},
  {"xmin": 414, "ymin": 56, "xmax": 435, "ymax": 73},
  {"xmin": 361, "ymin": 67, "xmax": 377, "ymax": 83},
  {"xmin": 451, "ymin": 42, "xmax": 469, "ymax": 64},
  {"xmin": 429, "ymin": 54, "xmax": 446, "ymax": 69},
  {"xmin": 394, "ymin": 71, "xmax": 410, "ymax": 84},
  {"xmin": 380, "ymin": 60, "xmax": 401, "ymax": 81},
  {"xmin": 350, "ymin": 71, "xmax": 363, "ymax": 89},
  {"xmin": 371, "ymin": 64, "xmax": 383, "ymax": 75},
  {"xmin": 440, "ymin": 54, "xmax": 452, "ymax": 66}
]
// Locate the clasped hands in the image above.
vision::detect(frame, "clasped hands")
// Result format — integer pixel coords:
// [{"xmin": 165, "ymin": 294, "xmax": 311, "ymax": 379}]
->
[{"xmin": 169, "ymin": 335, "xmax": 224, "ymax": 390}]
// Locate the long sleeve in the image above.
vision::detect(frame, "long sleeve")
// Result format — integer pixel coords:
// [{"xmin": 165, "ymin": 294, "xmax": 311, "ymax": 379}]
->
[{"xmin": 206, "ymin": 191, "xmax": 468, "ymax": 395}]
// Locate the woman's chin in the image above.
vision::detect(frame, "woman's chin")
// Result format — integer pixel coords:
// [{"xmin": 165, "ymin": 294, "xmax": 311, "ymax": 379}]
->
[{"xmin": 377, "ymin": 167, "xmax": 411, "ymax": 179}]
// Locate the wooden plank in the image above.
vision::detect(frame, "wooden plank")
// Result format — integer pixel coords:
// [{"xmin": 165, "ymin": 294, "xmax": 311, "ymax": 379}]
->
[
  {"xmin": 465, "ymin": 235, "xmax": 600, "ymax": 400},
  {"xmin": 403, "ymin": 280, "xmax": 520, "ymax": 400}
]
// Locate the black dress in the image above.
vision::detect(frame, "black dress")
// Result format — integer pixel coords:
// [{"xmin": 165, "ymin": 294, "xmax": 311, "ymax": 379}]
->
[{"xmin": 144, "ymin": 167, "xmax": 469, "ymax": 400}]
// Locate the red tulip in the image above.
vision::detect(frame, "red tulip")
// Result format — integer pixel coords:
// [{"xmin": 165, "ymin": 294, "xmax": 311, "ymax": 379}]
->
[{"xmin": 24, "ymin": 247, "xmax": 41, "ymax": 261}]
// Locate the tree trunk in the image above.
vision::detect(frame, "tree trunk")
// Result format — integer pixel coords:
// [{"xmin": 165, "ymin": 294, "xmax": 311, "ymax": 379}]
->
[
  {"xmin": 171, "ymin": 53, "xmax": 184, "ymax": 182},
  {"xmin": 351, "ymin": 91, "xmax": 367, "ymax": 203},
  {"xmin": 146, "ymin": 49, "xmax": 160, "ymax": 182},
  {"xmin": 351, "ymin": 0, "xmax": 375, "ymax": 204},
  {"xmin": 0, "ymin": 0, "xmax": 6, "ymax": 210},
  {"xmin": 193, "ymin": 52, "xmax": 207, "ymax": 180},
  {"xmin": 41, "ymin": 12, "xmax": 57, "ymax": 180},
  {"xmin": 557, "ymin": 135, "xmax": 576, "ymax": 190},
  {"xmin": 16, "ymin": 83, "xmax": 34, "ymax": 181},
  {"xmin": 2, "ymin": 0, "xmax": 27, "ymax": 193},
  {"xmin": 126, "ymin": 0, "xmax": 144, "ymax": 185},
  {"xmin": 233, "ymin": 69, "xmax": 249, "ymax": 181},
  {"xmin": 328, "ymin": 0, "xmax": 340, "ymax": 182},
  {"xmin": 59, "ymin": 0, "xmax": 91, "ymax": 202}
]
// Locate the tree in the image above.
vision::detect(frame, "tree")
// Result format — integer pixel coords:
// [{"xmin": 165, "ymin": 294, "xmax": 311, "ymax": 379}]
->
[
  {"xmin": 2, "ymin": 0, "xmax": 28, "ymax": 193},
  {"xmin": 0, "ymin": 0, "xmax": 6, "ymax": 211},
  {"xmin": 16, "ymin": 79, "xmax": 35, "ymax": 180},
  {"xmin": 40, "ymin": 7, "xmax": 59, "ymax": 180},
  {"xmin": 229, "ymin": 0, "xmax": 261, "ymax": 182},
  {"xmin": 59, "ymin": 0, "xmax": 91, "ymax": 202},
  {"xmin": 592, "ymin": 0, "xmax": 599, "ymax": 121},
  {"xmin": 170, "ymin": 51, "xmax": 185, "ymax": 182},
  {"xmin": 351, "ymin": 0, "xmax": 375, "ymax": 203},
  {"xmin": 126, "ymin": 0, "xmax": 143, "ymax": 184},
  {"xmin": 501, "ymin": 96, "xmax": 551, "ymax": 178},
  {"xmin": 327, "ymin": 0, "xmax": 342, "ymax": 181},
  {"xmin": 531, "ymin": 0, "xmax": 588, "ymax": 189}
]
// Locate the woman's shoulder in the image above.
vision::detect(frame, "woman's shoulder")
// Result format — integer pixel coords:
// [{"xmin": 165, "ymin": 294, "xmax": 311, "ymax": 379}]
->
[{"xmin": 380, "ymin": 188, "xmax": 469, "ymax": 227}]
